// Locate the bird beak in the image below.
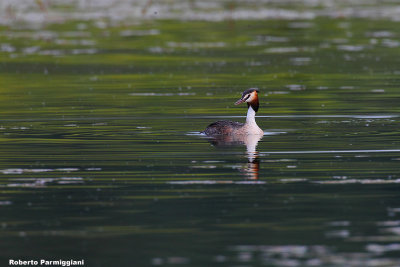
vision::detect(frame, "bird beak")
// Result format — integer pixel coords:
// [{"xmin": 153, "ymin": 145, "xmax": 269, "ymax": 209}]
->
[{"xmin": 235, "ymin": 98, "xmax": 245, "ymax": 105}]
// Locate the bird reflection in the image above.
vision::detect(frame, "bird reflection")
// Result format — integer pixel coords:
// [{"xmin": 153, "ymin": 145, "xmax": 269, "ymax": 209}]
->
[{"xmin": 205, "ymin": 133, "xmax": 263, "ymax": 180}]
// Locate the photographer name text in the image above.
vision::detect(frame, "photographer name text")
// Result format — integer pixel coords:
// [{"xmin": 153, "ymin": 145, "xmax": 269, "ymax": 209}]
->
[{"xmin": 9, "ymin": 259, "xmax": 84, "ymax": 267}]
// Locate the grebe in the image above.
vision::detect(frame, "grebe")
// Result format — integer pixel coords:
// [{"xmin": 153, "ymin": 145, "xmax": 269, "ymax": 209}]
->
[{"xmin": 203, "ymin": 88, "xmax": 264, "ymax": 136}]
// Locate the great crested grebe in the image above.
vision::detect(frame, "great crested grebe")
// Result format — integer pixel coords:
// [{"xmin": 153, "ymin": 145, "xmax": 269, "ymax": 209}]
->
[{"xmin": 203, "ymin": 88, "xmax": 264, "ymax": 136}]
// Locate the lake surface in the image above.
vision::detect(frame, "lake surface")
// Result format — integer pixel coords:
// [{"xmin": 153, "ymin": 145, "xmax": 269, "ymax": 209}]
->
[{"xmin": 2, "ymin": 1, "xmax": 400, "ymax": 266}]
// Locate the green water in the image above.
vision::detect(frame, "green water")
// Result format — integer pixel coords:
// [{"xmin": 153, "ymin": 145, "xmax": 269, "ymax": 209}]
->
[{"xmin": 2, "ymin": 1, "xmax": 400, "ymax": 266}]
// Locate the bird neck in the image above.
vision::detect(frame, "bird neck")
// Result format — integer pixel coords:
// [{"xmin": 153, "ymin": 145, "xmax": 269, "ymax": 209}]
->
[{"xmin": 246, "ymin": 105, "xmax": 257, "ymax": 125}]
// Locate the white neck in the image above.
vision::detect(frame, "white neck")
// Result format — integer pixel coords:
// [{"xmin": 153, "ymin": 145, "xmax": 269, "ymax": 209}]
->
[{"xmin": 246, "ymin": 105, "xmax": 257, "ymax": 125}]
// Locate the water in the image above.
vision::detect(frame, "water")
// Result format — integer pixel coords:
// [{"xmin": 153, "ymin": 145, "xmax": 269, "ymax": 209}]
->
[{"xmin": 2, "ymin": 1, "xmax": 400, "ymax": 266}]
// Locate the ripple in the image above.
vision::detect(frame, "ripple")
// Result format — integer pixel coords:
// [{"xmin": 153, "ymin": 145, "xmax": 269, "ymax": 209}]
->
[
  {"xmin": 261, "ymin": 149, "xmax": 400, "ymax": 155},
  {"xmin": 230, "ymin": 244, "xmax": 400, "ymax": 266},
  {"xmin": 167, "ymin": 180, "xmax": 266, "ymax": 185},
  {"xmin": 190, "ymin": 165, "xmax": 217, "ymax": 169},
  {"xmin": 1, "ymin": 44, "xmax": 16, "ymax": 53},
  {"xmin": 1, "ymin": 168, "xmax": 52, "ymax": 174},
  {"xmin": 382, "ymin": 39, "xmax": 400, "ymax": 48},
  {"xmin": 0, "ymin": 168, "xmax": 80, "ymax": 174},
  {"xmin": 290, "ymin": 57, "xmax": 312, "ymax": 65},
  {"xmin": 151, "ymin": 256, "xmax": 189, "ymax": 265},
  {"xmin": 315, "ymin": 179, "xmax": 400, "ymax": 185},
  {"xmin": 325, "ymin": 230, "xmax": 350, "ymax": 238},
  {"xmin": 288, "ymin": 22, "xmax": 314, "ymax": 28},
  {"xmin": 327, "ymin": 221, "xmax": 351, "ymax": 227},
  {"xmin": 263, "ymin": 131, "xmax": 287, "ymax": 136},
  {"xmin": 5, "ymin": 177, "xmax": 84, "ymax": 188},
  {"xmin": 120, "ymin": 29, "xmax": 160, "ymax": 37},
  {"xmin": 377, "ymin": 221, "xmax": 400, "ymax": 227},
  {"xmin": 337, "ymin": 45, "xmax": 365, "ymax": 51},
  {"xmin": 129, "ymin": 93, "xmax": 196, "ymax": 96},
  {"xmin": 264, "ymin": 47, "xmax": 300, "ymax": 53},
  {"xmin": 367, "ymin": 31, "xmax": 394, "ymax": 38},
  {"xmin": 167, "ymin": 41, "xmax": 226, "ymax": 48},
  {"xmin": 279, "ymin": 178, "xmax": 307, "ymax": 183},
  {"xmin": 366, "ymin": 243, "xmax": 400, "ymax": 253},
  {"xmin": 286, "ymin": 84, "xmax": 306, "ymax": 91},
  {"xmin": 185, "ymin": 131, "xmax": 204, "ymax": 136},
  {"xmin": 3, "ymin": 0, "xmax": 400, "ymax": 29}
]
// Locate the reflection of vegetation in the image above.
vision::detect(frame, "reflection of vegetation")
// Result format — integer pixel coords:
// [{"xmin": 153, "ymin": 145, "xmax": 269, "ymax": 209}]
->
[{"xmin": 1, "ymin": 17, "xmax": 400, "ymax": 121}]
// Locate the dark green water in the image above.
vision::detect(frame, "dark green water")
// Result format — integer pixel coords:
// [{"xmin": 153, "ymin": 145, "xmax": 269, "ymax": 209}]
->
[{"xmin": 2, "ymin": 1, "xmax": 400, "ymax": 266}]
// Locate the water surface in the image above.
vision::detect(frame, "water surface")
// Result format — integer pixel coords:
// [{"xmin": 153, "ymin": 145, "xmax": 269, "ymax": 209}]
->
[{"xmin": 1, "ymin": 1, "xmax": 400, "ymax": 266}]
